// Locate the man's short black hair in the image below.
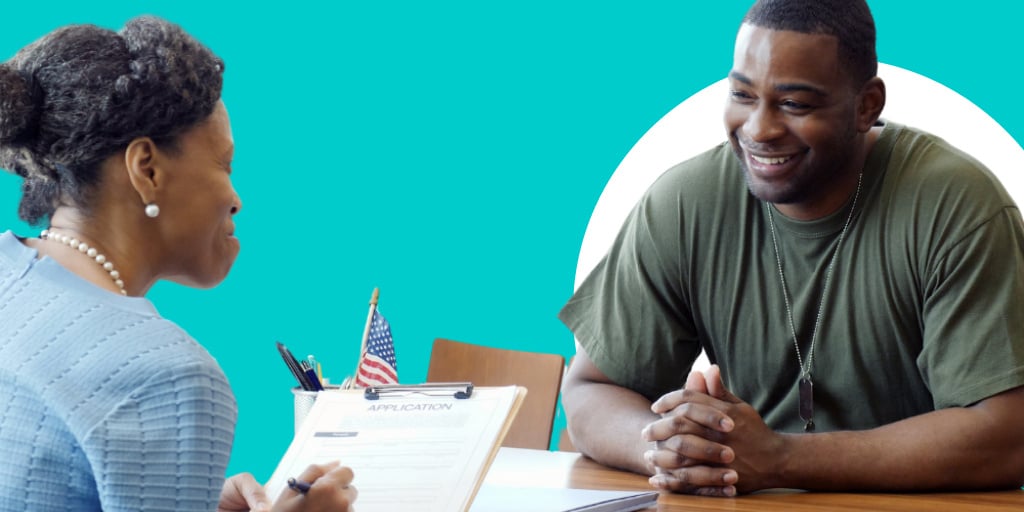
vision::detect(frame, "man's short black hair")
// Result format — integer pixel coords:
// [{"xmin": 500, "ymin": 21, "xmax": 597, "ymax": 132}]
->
[{"xmin": 744, "ymin": 0, "xmax": 877, "ymax": 87}]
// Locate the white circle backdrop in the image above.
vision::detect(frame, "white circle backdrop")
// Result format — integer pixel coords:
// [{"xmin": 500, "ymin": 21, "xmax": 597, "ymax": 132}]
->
[{"xmin": 573, "ymin": 63, "xmax": 1024, "ymax": 370}]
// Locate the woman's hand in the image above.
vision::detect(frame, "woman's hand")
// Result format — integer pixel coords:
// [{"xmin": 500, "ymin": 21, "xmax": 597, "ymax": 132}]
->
[
  {"xmin": 273, "ymin": 462, "xmax": 358, "ymax": 512},
  {"xmin": 217, "ymin": 462, "xmax": 357, "ymax": 512},
  {"xmin": 218, "ymin": 472, "xmax": 272, "ymax": 512}
]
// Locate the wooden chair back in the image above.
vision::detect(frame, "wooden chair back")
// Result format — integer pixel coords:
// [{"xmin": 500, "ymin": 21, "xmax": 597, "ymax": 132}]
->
[{"xmin": 427, "ymin": 337, "xmax": 565, "ymax": 450}]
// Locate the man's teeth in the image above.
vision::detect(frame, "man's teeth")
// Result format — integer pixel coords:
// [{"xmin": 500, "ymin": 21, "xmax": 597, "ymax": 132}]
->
[{"xmin": 751, "ymin": 154, "xmax": 791, "ymax": 165}]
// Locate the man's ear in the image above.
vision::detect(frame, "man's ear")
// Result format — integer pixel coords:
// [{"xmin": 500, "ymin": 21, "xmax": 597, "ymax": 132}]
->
[
  {"xmin": 123, "ymin": 137, "xmax": 161, "ymax": 205},
  {"xmin": 856, "ymin": 77, "xmax": 886, "ymax": 132}
]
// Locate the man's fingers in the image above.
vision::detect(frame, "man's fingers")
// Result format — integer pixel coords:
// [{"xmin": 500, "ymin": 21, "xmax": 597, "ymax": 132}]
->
[
  {"xmin": 651, "ymin": 388, "xmax": 691, "ymax": 414},
  {"xmin": 649, "ymin": 466, "xmax": 739, "ymax": 496},
  {"xmin": 643, "ymin": 400, "xmax": 734, "ymax": 441},
  {"xmin": 685, "ymin": 370, "xmax": 708, "ymax": 394},
  {"xmin": 651, "ymin": 386, "xmax": 737, "ymax": 418},
  {"xmin": 693, "ymin": 485, "xmax": 739, "ymax": 498},
  {"xmin": 704, "ymin": 365, "xmax": 741, "ymax": 404},
  {"xmin": 644, "ymin": 434, "xmax": 734, "ymax": 468}
]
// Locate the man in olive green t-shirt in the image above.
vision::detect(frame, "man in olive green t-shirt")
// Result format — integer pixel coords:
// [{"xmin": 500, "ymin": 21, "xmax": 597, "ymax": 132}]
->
[{"xmin": 559, "ymin": 0, "xmax": 1024, "ymax": 497}]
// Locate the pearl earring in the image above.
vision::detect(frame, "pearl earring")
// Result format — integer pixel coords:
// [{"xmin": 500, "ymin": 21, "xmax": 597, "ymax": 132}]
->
[{"xmin": 145, "ymin": 203, "xmax": 160, "ymax": 218}]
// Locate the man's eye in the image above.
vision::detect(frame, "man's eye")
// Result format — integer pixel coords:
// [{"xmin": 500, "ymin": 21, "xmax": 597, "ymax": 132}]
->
[
  {"xmin": 781, "ymin": 100, "xmax": 810, "ymax": 111},
  {"xmin": 730, "ymin": 90, "xmax": 754, "ymax": 102}
]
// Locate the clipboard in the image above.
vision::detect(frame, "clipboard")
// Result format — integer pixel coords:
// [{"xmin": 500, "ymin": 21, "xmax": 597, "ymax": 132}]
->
[
  {"xmin": 266, "ymin": 383, "xmax": 527, "ymax": 512},
  {"xmin": 364, "ymin": 381, "xmax": 474, "ymax": 400}
]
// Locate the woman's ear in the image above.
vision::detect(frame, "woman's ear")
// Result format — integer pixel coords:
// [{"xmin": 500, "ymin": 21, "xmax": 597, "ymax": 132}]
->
[
  {"xmin": 123, "ymin": 137, "xmax": 160, "ymax": 205},
  {"xmin": 856, "ymin": 77, "xmax": 886, "ymax": 132}
]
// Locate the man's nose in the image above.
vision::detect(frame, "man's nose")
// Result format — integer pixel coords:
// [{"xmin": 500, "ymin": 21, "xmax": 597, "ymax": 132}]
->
[{"xmin": 743, "ymin": 104, "xmax": 785, "ymax": 143}]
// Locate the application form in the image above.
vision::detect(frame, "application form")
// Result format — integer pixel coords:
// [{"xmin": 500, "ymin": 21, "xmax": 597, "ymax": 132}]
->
[{"xmin": 266, "ymin": 386, "xmax": 524, "ymax": 512}]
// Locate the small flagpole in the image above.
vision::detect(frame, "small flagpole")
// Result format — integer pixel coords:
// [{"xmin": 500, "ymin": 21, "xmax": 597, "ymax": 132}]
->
[{"xmin": 349, "ymin": 287, "xmax": 379, "ymax": 389}]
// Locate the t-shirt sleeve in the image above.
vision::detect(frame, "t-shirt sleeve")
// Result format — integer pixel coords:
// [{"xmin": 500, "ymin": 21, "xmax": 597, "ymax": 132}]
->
[
  {"xmin": 920, "ymin": 206, "xmax": 1024, "ymax": 408},
  {"xmin": 559, "ymin": 175, "xmax": 703, "ymax": 401},
  {"xmin": 81, "ymin": 361, "xmax": 237, "ymax": 512}
]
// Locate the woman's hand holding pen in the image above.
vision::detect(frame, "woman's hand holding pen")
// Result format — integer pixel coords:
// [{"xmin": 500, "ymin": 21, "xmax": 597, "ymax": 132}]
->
[
  {"xmin": 276, "ymin": 462, "xmax": 358, "ymax": 512},
  {"xmin": 218, "ymin": 462, "xmax": 357, "ymax": 512}
]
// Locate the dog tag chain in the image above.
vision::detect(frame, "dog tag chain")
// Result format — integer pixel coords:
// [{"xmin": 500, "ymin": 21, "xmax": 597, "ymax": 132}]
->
[{"xmin": 764, "ymin": 173, "xmax": 863, "ymax": 433}]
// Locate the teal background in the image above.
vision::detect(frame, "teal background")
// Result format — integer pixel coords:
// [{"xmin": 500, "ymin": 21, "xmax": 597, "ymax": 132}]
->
[{"xmin": 1, "ymin": 1, "xmax": 1020, "ymax": 482}]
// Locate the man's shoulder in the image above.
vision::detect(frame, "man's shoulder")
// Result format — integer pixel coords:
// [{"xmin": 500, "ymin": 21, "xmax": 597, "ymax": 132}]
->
[
  {"xmin": 886, "ymin": 122, "xmax": 1014, "ymax": 204},
  {"xmin": 656, "ymin": 141, "xmax": 738, "ymax": 183},
  {"xmin": 892, "ymin": 122, "xmax": 1003, "ymax": 182},
  {"xmin": 888, "ymin": 123, "xmax": 977, "ymax": 168}
]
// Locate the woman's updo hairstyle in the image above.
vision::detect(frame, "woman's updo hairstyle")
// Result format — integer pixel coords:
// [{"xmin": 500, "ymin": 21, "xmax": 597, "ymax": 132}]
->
[{"xmin": 0, "ymin": 16, "xmax": 224, "ymax": 225}]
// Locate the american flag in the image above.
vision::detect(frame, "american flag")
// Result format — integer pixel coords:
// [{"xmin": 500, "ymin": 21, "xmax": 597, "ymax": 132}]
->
[{"xmin": 355, "ymin": 310, "xmax": 398, "ymax": 387}]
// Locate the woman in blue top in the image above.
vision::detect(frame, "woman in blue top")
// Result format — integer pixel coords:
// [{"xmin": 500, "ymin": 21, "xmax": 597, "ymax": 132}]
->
[{"xmin": 0, "ymin": 16, "xmax": 355, "ymax": 512}]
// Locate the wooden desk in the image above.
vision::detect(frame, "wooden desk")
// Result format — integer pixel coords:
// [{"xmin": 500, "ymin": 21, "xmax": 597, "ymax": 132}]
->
[{"xmin": 484, "ymin": 448, "xmax": 1024, "ymax": 511}]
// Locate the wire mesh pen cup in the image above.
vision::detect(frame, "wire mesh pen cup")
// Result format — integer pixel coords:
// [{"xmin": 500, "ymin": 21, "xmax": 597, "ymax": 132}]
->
[{"xmin": 291, "ymin": 386, "xmax": 339, "ymax": 433}]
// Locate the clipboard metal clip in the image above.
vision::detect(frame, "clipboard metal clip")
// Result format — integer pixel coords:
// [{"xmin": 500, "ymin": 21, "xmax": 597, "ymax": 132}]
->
[{"xmin": 363, "ymin": 382, "xmax": 474, "ymax": 400}]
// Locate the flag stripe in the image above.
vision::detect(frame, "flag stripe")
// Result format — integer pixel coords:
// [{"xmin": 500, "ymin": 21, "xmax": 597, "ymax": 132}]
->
[
  {"xmin": 355, "ymin": 371, "xmax": 393, "ymax": 387},
  {"xmin": 355, "ymin": 368, "xmax": 395, "ymax": 387},
  {"xmin": 358, "ymin": 356, "xmax": 397, "ymax": 381},
  {"xmin": 358, "ymin": 368, "xmax": 396, "ymax": 384},
  {"xmin": 355, "ymin": 309, "xmax": 398, "ymax": 387}
]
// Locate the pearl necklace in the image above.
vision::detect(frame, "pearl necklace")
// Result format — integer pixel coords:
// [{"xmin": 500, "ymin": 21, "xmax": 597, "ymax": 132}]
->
[
  {"xmin": 764, "ymin": 172, "xmax": 864, "ymax": 432},
  {"xmin": 40, "ymin": 229, "xmax": 127, "ymax": 296}
]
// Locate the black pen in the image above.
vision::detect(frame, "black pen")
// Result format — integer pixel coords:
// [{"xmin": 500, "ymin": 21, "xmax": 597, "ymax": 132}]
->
[
  {"xmin": 287, "ymin": 477, "xmax": 311, "ymax": 495},
  {"xmin": 276, "ymin": 341, "xmax": 315, "ymax": 391},
  {"xmin": 301, "ymin": 360, "xmax": 324, "ymax": 391}
]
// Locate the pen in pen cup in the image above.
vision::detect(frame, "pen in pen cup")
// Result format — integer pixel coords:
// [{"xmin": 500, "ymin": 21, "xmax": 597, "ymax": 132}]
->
[
  {"xmin": 301, "ymin": 360, "xmax": 324, "ymax": 391},
  {"xmin": 307, "ymin": 354, "xmax": 323, "ymax": 386},
  {"xmin": 276, "ymin": 341, "xmax": 315, "ymax": 391}
]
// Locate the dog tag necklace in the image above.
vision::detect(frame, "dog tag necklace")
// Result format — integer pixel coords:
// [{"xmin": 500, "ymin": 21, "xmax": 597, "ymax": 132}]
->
[{"xmin": 764, "ymin": 172, "xmax": 863, "ymax": 432}]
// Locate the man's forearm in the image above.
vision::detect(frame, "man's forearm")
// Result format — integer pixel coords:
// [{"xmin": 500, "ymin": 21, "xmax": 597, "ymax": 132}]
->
[
  {"xmin": 775, "ymin": 388, "xmax": 1024, "ymax": 492},
  {"xmin": 563, "ymin": 379, "xmax": 660, "ymax": 476}
]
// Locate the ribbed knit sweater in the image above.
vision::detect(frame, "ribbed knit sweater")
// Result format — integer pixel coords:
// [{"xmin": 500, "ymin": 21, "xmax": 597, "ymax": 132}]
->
[{"xmin": 0, "ymin": 231, "xmax": 237, "ymax": 511}]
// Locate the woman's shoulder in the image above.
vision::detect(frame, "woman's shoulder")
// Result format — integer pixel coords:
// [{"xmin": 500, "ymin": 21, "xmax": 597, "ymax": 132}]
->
[
  {"xmin": 72, "ymin": 315, "xmax": 232, "ymax": 403},
  {"xmin": 3, "ymin": 295, "xmax": 234, "ymax": 438}
]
